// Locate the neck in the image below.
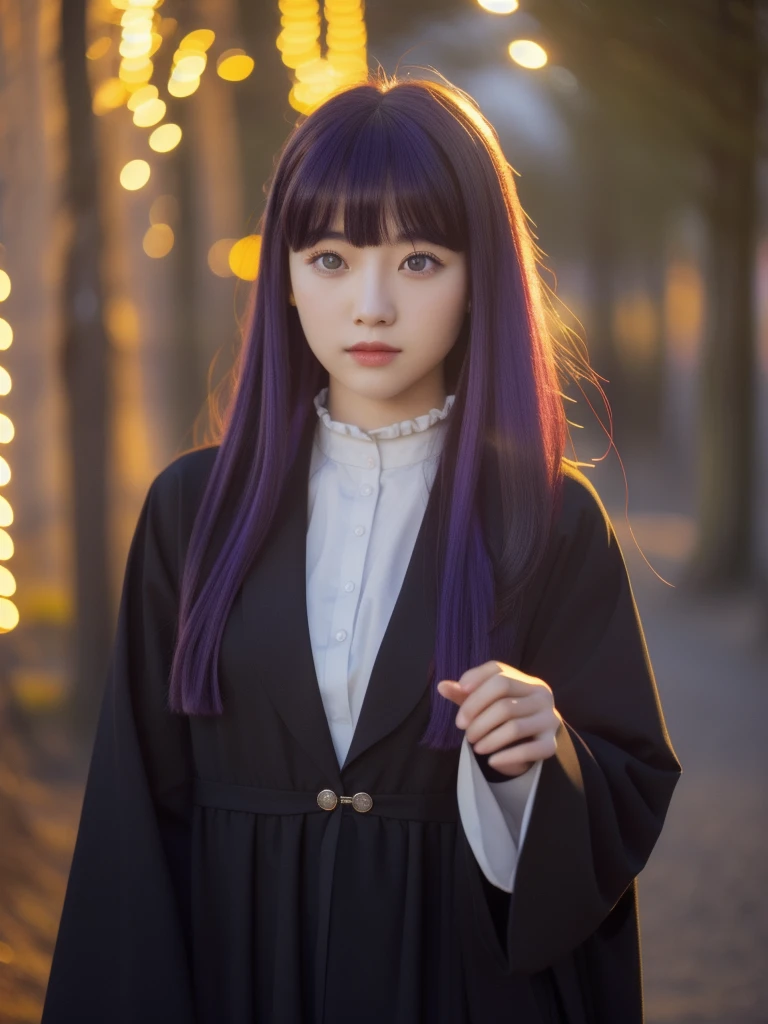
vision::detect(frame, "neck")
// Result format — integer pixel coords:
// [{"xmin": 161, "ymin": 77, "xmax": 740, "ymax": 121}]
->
[{"xmin": 326, "ymin": 372, "xmax": 447, "ymax": 432}]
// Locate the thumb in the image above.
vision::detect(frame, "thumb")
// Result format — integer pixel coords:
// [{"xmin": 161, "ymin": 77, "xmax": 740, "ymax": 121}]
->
[{"xmin": 436, "ymin": 680, "xmax": 467, "ymax": 707}]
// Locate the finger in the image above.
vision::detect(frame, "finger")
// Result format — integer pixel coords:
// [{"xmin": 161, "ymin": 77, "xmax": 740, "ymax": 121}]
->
[
  {"xmin": 480, "ymin": 759, "xmax": 535, "ymax": 778},
  {"xmin": 456, "ymin": 675, "xmax": 538, "ymax": 729},
  {"xmin": 436, "ymin": 680, "xmax": 467, "ymax": 707},
  {"xmin": 487, "ymin": 733, "xmax": 558, "ymax": 769},
  {"xmin": 471, "ymin": 710, "xmax": 554, "ymax": 754},
  {"xmin": 459, "ymin": 660, "xmax": 542, "ymax": 697},
  {"xmin": 463, "ymin": 697, "xmax": 541, "ymax": 744}
]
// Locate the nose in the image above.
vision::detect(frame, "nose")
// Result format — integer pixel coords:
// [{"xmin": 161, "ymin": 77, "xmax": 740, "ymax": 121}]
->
[{"xmin": 352, "ymin": 268, "xmax": 396, "ymax": 327}]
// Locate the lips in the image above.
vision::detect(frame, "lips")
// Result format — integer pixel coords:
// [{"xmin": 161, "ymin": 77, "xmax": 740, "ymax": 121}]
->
[{"xmin": 347, "ymin": 343, "xmax": 401, "ymax": 352}]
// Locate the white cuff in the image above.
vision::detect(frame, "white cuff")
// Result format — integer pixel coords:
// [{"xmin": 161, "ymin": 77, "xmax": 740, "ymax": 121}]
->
[{"xmin": 456, "ymin": 734, "xmax": 543, "ymax": 892}]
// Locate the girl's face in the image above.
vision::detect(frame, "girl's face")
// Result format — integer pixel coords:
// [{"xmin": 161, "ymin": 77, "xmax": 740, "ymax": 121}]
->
[{"xmin": 287, "ymin": 207, "xmax": 468, "ymax": 415}]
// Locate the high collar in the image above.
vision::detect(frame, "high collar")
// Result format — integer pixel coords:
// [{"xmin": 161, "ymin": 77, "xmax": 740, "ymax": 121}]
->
[{"xmin": 312, "ymin": 386, "xmax": 456, "ymax": 470}]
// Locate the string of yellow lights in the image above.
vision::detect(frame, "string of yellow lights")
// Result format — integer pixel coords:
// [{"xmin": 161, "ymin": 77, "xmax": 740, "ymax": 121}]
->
[{"xmin": 0, "ymin": 265, "xmax": 17, "ymax": 634}]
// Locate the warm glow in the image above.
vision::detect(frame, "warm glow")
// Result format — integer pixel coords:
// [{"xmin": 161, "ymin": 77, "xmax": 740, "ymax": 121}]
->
[
  {"xmin": 508, "ymin": 39, "xmax": 548, "ymax": 69},
  {"xmin": 0, "ymin": 368, "xmax": 11, "ymax": 398},
  {"xmin": 228, "ymin": 235, "xmax": 261, "ymax": 280},
  {"xmin": 282, "ymin": 0, "xmax": 368, "ymax": 113},
  {"xmin": 0, "ymin": 529, "xmax": 13, "ymax": 559},
  {"xmin": 0, "ymin": 320, "xmax": 12, "ymax": 349},
  {"xmin": 0, "ymin": 495, "xmax": 12, "ymax": 526},
  {"xmin": 86, "ymin": 36, "xmax": 112, "ymax": 60},
  {"xmin": 121, "ymin": 8, "xmax": 153, "ymax": 27},
  {"xmin": 142, "ymin": 224, "xmax": 175, "ymax": 258},
  {"xmin": 127, "ymin": 83, "xmax": 158, "ymax": 110},
  {"xmin": 0, "ymin": 415, "xmax": 14, "ymax": 444},
  {"xmin": 477, "ymin": 0, "xmax": 519, "ymax": 10},
  {"xmin": 0, "ymin": 271, "xmax": 10, "ymax": 301},
  {"xmin": 92, "ymin": 77, "xmax": 129, "ymax": 114},
  {"xmin": 179, "ymin": 29, "xmax": 215, "ymax": 52},
  {"xmin": 207, "ymin": 238, "xmax": 237, "ymax": 277},
  {"xmin": 119, "ymin": 57, "xmax": 154, "ymax": 85},
  {"xmin": 173, "ymin": 52, "xmax": 207, "ymax": 78},
  {"xmin": 132, "ymin": 97, "xmax": 166, "ymax": 126},
  {"xmin": 168, "ymin": 76, "xmax": 200, "ymax": 98},
  {"xmin": 612, "ymin": 292, "xmax": 659, "ymax": 369},
  {"xmin": 149, "ymin": 123, "xmax": 182, "ymax": 152},
  {"xmin": 119, "ymin": 34, "xmax": 153, "ymax": 60},
  {"xmin": 0, "ymin": 598, "xmax": 19, "ymax": 633},
  {"xmin": 150, "ymin": 194, "xmax": 179, "ymax": 225},
  {"xmin": 119, "ymin": 159, "xmax": 151, "ymax": 190},
  {"xmin": 105, "ymin": 296, "xmax": 140, "ymax": 352},
  {"xmin": 216, "ymin": 50, "xmax": 255, "ymax": 82},
  {"xmin": 664, "ymin": 261, "xmax": 705, "ymax": 367},
  {"xmin": 0, "ymin": 565, "xmax": 16, "ymax": 596}
]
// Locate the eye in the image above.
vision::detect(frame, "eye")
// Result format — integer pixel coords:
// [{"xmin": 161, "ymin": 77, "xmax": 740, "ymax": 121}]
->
[{"xmin": 304, "ymin": 249, "xmax": 444, "ymax": 276}]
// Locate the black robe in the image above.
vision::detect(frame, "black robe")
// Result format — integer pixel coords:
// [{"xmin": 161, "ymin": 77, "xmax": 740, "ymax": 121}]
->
[{"xmin": 41, "ymin": 419, "xmax": 682, "ymax": 1024}]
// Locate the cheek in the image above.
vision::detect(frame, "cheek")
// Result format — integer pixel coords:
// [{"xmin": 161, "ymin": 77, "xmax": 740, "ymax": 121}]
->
[{"xmin": 418, "ymin": 294, "xmax": 467, "ymax": 355}]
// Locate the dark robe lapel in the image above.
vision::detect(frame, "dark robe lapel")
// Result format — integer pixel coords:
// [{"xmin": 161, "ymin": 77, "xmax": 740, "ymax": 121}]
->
[{"xmin": 238, "ymin": 414, "xmax": 442, "ymax": 783}]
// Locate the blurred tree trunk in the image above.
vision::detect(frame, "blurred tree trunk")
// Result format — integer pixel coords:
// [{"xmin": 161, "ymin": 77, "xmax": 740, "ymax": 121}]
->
[
  {"xmin": 59, "ymin": 0, "xmax": 112, "ymax": 740},
  {"xmin": 685, "ymin": 0, "xmax": 760, "ymax": 590}
]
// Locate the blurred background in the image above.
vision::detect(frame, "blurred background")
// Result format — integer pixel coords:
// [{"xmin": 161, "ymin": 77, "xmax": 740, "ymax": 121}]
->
[{"xmin": 0, "ymin": 1, "xmax": 766, "ymax": 1021}]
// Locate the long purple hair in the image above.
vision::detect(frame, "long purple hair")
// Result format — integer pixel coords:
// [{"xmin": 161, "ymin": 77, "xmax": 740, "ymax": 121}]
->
[{"xmin": 168, "ymin": 74, "xmax": 594, "ymax": 751}]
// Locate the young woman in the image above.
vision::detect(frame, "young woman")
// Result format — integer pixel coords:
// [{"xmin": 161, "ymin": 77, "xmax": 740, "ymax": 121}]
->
[{"xmin": 42, "ymin": 74, "xmax": 681, "ymax": 1024}]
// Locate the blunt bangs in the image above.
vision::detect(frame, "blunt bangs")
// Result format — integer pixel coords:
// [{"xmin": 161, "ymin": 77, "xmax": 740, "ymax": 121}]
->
[{"xmin": 280, "ymin": 101, "xmax": 469, "ymax": 255}]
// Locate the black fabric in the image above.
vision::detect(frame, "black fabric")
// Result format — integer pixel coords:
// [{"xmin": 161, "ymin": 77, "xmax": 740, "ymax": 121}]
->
[{"xmin": 41, "ymin": 425, "xmax": 681, "ymax": 1024}]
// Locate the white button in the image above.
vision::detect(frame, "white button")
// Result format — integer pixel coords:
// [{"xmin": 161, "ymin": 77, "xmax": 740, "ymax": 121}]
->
[
  {"xmin": 344, "ymin": 581, "xmax": 355, "ymax": 592},
  {"xmin": 353, "ymin": 525, "xmax": 365, "ymax": 536},
  {"xmin": 335, "ymin": 629, "xmax": 347, "ymax": 642},
  {"xmin": 366, "ymin": 456, "xmax": 376, "ymax": 468},
  {"xmin": 360, "ymin": 485, "xmax": 372, "ymax": 496}
]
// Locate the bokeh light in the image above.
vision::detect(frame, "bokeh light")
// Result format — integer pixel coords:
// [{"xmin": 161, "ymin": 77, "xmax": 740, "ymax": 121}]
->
[
  {"xmin": 228, "ymin": 235, "xmax": 261, "ymax": 280},
  {"xmin": 0, "ymin": 414, "xmax": 15, "ymax": 444},
  {"xmin": 132, "ymin": 97, "xmax": 166, "ymax": 126},
  {"xmin": 119, "ymin": 159, "xmax": 151, "ymax": 190},
  {"xmin": 92, "ymin": 77, "xmax": 129, "ymax": 115},
  {"xmin": 142, "ymin": 224, "xmax": 175, "ymax": 258},
  {"xmin": 0, "ymin": 368, "xmax": 11, "ymax": 398},
  {"xmin": 173, "ymin": 52, "xmax": 207, "ymax": 78},
  {"xmin": 0, "ymin": 598, "xmax": 19, "ymax": 633},
  {"xmin": 216, "ymin": 49, "xmax": 255, "ymax": 82},
  {"xmin": 127, "ymin": 83, "xmax": 158, "ymax": 110},
  {"xmin": 0, "ymin": 564, "xmax": 15, "ymax": 594},
  {"xmin": 149, "ymin": 123, "xmax": 182, "ymax": 152},
  {"xmin": 477, "ymin": 0, "xmax": 519, "ymax": 11},
  {"xmin": 119, "ymin": 57, "xmax": 154, "ymax": 86},
  {"xmin": 179, "ymin": 29, "xmax": 215, "ymax": 52},
  {"xmin": 508, "ymin": 39, "xmax": 548, "ymax": 69},
  {"xmin": 208, "ymin": 238, "xmax": 237, "ymax": 277},
  {"xmin": 0, "ymin": 320, "xmax": 12, "ymax": 349},
  {"xmin": 0, "ymin": 271, "xmax": 10, "ymax": 301},
  {"xmin": 168, "ymin": 76, "xmax": 200, "ymax": 98},
  {"xmin": 0, "ymin": 529, "xmax": 13, "ymax": 559},
  {"xmin": 86, "ymin": 36, "xmax": 112, "ymax": 60}
]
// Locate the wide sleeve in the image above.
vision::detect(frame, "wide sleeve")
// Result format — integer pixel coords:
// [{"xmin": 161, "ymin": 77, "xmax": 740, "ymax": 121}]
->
[
  {"xmin": 456, "ymin": 736, "xmax": 542, "ymax": 891},
  {"xmin": 458, "ymin": 473, "xmax": 682, "ymax": 976},
  {"xmin": 41, "ymin": 468, "xmax": 197, "ymax": 1024}
]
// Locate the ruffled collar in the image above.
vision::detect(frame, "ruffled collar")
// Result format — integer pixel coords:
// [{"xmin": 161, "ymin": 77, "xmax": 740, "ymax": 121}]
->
[{"xmin": 312, "ymin": 386, "xmax": 455, "ymax": 470}]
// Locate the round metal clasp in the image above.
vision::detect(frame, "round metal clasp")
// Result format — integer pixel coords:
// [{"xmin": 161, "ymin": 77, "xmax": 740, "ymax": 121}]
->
[
  {"xmin": 351, "ymin": 792, "xmax": 373, "ymax": 813},
  {"xmin": 317, "ymin": 788, "xmax": 338, "ymax": 811}
]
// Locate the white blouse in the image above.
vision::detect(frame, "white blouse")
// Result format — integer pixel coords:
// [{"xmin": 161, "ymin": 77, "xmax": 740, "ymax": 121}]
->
[{"xmin": 304, "ymin": 386, "xmax": 543, "ymax": 893}]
